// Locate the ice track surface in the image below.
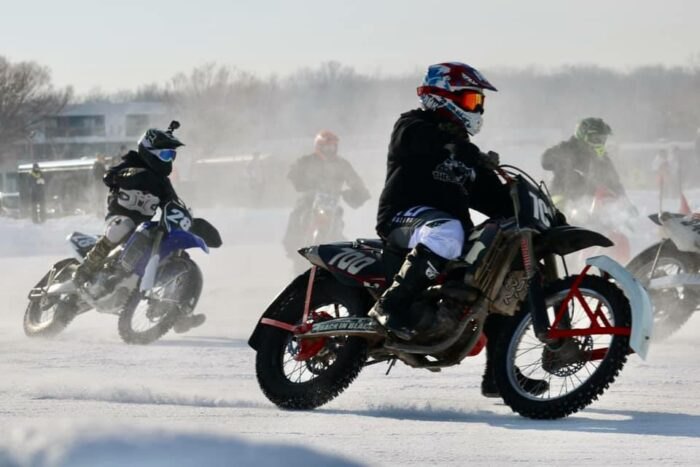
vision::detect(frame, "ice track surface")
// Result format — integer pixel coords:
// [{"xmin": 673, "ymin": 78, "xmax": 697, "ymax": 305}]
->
[{"xmin": 1, "ymin": 203, "xmax": 699, "ymax": 466}]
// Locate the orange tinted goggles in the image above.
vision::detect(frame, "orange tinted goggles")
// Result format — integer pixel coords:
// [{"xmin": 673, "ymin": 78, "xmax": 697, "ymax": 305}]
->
[{"xmin": 454, "ymin": 91, "xmax": 485, "ymax": 112}]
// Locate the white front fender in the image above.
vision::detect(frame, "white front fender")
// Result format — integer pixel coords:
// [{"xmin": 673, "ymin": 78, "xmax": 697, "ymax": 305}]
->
[{"xmin": 586, "ymin": 255, "xmax": 653, "ymax": 360}]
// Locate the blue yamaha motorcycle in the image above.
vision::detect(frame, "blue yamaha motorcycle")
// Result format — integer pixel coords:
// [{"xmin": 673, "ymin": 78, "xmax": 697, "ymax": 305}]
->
[{"xmin": 24, "ymin": 200, "xmax": 221, "ymax": 344}]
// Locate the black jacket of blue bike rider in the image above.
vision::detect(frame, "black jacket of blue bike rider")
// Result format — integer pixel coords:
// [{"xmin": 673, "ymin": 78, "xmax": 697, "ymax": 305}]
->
[{"xmin": 103, "ymin": 150, "xmax": 178, "ymax": 224}]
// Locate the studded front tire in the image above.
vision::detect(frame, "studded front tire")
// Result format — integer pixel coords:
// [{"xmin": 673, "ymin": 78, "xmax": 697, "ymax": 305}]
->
[{"xmin": 493, "ymin": 275, "xmax": 631, "ymax": 419}]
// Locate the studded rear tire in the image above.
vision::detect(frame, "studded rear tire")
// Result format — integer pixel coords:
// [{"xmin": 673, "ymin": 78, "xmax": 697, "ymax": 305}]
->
[{"xmin": 255, "ymin": 272, "xmax": 369, "ymax": 410}]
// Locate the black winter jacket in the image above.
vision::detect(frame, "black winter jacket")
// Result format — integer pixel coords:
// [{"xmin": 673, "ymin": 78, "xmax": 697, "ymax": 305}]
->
[
  {"xmin": 376, "ymin": 109, "xmax": 513, "ymax": 237},
  {"xmin": 288, "ymin": 153, "xmax": 370, "ymax": 208},
  {"xmin": 103, "ymin": 151, "xmax": 177, "ymax": 223},
  {"xmin": 541, "ymin": 136, "xmax": 625, "ymax": 203}
]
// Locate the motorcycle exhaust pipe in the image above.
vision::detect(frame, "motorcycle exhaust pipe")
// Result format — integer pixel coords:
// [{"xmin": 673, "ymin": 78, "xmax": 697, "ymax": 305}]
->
[{"xmin": 384, "ymin": 303, "xmax": 488, "ymax": 355}]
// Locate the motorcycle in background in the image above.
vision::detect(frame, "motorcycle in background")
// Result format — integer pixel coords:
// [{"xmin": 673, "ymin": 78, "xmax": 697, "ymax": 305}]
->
[
  {"xmin": 626, "ymin": 158, "xmax": 697, "ymax": 341},
  {"xmin": 305, "ymin": 191, "xmax": 344, "ymax": 246},
  {"xmin": 290, "ymin": 191, "xmax": 345, "ymax": 275},
  {"xmin": 626, "ymin": 211, "xmax": 700, "ymax": 340},
  {"xmin": 564, "ymin": 185, "xmax": 634, "ymax": 265}
]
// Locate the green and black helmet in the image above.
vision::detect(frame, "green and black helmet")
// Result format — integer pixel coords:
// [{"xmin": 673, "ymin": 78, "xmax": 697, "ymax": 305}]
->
[{"xmin": 575, "ymin": 117, "xmax": 612, "ymax": 156}]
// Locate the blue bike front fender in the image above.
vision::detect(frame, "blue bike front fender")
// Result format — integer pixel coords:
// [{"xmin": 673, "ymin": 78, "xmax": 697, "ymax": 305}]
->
[{"xmin": 160, "ymin": 230, "xmax": 209, "ymax": 256}]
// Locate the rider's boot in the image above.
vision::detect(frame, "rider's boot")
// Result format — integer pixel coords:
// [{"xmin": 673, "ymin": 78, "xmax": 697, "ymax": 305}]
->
[
  {"xmin": 368, "ymin": 244, "xmax": 446, "ymax": 341},
  {"xmin": 481, "ymin": 314, "xmax": 549, "ymax": 398},
  {"xmin": 72, "ymin": 237, "xmax": 115, "ymax": 288},
  {"xmin": 173, "ymin": 313, "xmax": 206, "ymax": 333},
  {"xmin": 481, "ymin": 362, "xmax": 549, "ymax": 398}
]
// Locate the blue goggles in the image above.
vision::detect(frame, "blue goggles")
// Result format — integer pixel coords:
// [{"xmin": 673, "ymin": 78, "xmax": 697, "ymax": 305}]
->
[{"xmin": 154, "ymin": 148, "xmax": 177, "ymax": 162}]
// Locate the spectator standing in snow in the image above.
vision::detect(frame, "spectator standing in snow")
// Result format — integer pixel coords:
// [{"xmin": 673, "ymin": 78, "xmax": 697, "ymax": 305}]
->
[
  {"xmin": 92, "ymin": 154, "xmax": 108, "ymax": 217},
  {"xmin": 29, "ymin": 163, "xmax": 46, "ymax": 224}
]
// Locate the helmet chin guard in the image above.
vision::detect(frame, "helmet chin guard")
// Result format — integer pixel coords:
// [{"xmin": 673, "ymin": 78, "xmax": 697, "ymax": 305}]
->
[
  {"xmin": 575, "ymin": 117, "xmax": 612, "ymax": 156},
  {"xmin": 441, "ymin": 97, "xmax": 483, "ymax": 136}
]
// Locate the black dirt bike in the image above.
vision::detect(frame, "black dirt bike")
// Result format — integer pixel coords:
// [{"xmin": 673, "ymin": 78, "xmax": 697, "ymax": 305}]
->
[
  {"xmin": 24, "ymin": 199, "xmax": 222, "ymax": 344},
  {"xmin": 249, "ymin": 163, "xmax": 653, "ymax": 420}
]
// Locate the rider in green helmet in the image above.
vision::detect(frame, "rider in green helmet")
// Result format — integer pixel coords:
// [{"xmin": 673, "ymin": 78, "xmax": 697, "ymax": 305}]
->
[
  {"xmin": 542, "ymin": 117, "xmax": 623, "ymax": 208},
  {"xmin": 576, "ymin": 117, "xmax": 612, "ymax": 158}
]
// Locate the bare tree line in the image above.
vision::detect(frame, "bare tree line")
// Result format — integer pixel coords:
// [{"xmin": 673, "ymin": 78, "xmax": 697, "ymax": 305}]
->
[
  {"xmin": 0, "ymin": 56, "xmax": 71, "ymax": 153},
  {"xmin": 2, "ymin": 56, "xmax": 699, "ymax": 161},
  {"xmin": 94, "ymin": 61, "xmax": 700, "ymax": 148}
]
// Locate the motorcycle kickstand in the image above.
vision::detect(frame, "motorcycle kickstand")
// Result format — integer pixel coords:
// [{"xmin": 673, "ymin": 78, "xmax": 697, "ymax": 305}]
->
[{"xmin": 385, "ymin": 358, "xmax": 397, "ymax": 376}]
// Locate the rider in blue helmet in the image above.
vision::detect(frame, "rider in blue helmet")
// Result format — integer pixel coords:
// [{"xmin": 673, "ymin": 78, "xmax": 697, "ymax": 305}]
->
[{"xmin": 72, "ymin": 122, "xmax": 204, "ymax": 332}]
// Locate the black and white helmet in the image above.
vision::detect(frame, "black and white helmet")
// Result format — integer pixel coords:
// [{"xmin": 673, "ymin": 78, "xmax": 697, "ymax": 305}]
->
[{"xmin": 137, "ymin": 121, "xmax": 184, "ymax": 176}]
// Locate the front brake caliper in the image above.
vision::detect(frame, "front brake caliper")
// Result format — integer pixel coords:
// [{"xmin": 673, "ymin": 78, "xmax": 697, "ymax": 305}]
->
[{"xmin": 293, "ymin": 310, "xmax": 334, "ymax": 361}]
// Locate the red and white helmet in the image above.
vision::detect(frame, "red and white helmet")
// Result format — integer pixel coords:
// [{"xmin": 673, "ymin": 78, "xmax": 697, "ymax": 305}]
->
[
  {"xmin": 314, "ymin": 130, "xmax": 339, "ymax": 159},
  {"xmin": 417, "ymin": 62, "xmax": 497, "ymax": 136}
]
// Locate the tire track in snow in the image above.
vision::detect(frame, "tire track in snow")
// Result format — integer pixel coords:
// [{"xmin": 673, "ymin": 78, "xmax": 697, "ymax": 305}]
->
[{"xmin": 31, "ymin": 384, "xmax": 268, "ymax": 409}]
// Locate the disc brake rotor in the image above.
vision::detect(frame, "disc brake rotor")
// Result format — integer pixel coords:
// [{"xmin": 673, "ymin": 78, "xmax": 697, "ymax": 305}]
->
[
  {"xmin": 288, "ymin": 309, "xmax": 342, "ymax": 374},
  {"xmin": 542, "ymin": 336, "xmax": 593, "ymax": 377}
]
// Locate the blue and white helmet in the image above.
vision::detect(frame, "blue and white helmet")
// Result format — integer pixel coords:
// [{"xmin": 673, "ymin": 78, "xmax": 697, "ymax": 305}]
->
[{"xmin": 417, "ymin": 62, "xmax": 497, "ymax": 136}]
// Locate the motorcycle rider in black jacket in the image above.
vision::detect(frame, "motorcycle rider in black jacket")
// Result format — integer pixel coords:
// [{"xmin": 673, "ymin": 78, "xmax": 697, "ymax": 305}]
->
[
  {"xmin": 72, "ymin": 122, "xmax": 204, "ymax": 332},
  {"xmin": 369, "ymin": 62, "xmax": 547, "ymax": 397},
  {"xmin": 541, "ymin": 117, "xmax": 626, "ymax": 207},
  {"xmin": 283, "ymin": 130, "xmax": 370, "ymax": 272}
]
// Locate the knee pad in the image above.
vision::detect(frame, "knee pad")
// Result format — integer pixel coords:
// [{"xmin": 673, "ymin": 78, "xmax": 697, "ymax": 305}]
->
[{"xmin": 104, "ymin": 216, "xmax": 136, "ymax": 244}]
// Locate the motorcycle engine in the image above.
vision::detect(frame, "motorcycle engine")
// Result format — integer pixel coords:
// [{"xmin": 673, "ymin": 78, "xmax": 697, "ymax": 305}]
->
[
  {"xmin": 119, "ymin": 230, "xmax": 153, "ymax": 272},
  {"xmin": 411, "ymin": 282, "xmax": 479, "ymax": 343},
  {"xmin": 490, "ymin": 270, "xmax": 529, "ymax": 316}
]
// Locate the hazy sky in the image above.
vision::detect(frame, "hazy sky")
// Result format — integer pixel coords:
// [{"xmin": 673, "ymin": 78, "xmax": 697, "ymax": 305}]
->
[{"xmin": 2, "ymin": 0, "xmax": 699, "ymax": 94}]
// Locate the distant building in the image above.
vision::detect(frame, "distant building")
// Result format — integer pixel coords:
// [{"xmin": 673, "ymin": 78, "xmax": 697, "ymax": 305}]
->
[
  {"xmin": 31, "ymin": 101, "xmax": 167, "ymax": 161},
  {"xmin": 0, "ymin": 101, "xmax": 167, "ymax": 198}
]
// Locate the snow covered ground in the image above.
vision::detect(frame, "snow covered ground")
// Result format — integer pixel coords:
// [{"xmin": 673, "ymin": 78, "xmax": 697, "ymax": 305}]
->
[{"xmin": 1, "ymin": 193, "xmax": 700, "ymax": 466}]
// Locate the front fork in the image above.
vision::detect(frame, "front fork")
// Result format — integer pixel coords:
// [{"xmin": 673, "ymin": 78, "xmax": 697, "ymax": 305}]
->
[
  {"xmin": 529, "ymin": 250, "xmax": 565, "ymax": 342},
  {"xmin": 528, "ymin": 273, "xmax": 551, "ymax": 341},
  {"xmin": 647, "ymin": 239, "xmax": 667, "ymax": 281},
  {"xmin": 529, "ymin": 252, "xmax": 624, "ymax": 347}
]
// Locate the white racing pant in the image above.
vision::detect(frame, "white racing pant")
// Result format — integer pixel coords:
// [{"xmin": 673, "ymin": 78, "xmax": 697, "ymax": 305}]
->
[{"xmin": 386, "ymin": 206, "xmax": 465, "ymax": 259}]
